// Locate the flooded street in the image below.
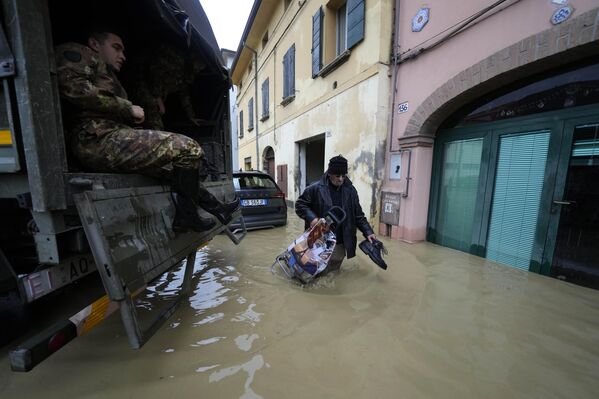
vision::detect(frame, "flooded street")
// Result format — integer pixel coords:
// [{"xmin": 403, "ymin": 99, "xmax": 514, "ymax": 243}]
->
[{"xmin": 2, "ymin": 212, "xmax": 599, "ymax": 398}]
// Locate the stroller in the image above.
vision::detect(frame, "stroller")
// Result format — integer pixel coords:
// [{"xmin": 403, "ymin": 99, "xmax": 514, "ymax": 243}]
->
[{"xmin": 272, "ymin": 206, "xmax": 346, "ymax": 284}]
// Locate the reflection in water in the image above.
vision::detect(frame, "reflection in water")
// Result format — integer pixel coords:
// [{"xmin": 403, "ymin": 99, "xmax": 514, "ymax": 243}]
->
[
  {"xmin": 209, "ymin": 354, "xmax": 266, "ymax": 399},
  {"xmin": 190, "ymin": 336, "xmax": 226, "ymax": 347},
  {"xmin": 231, "ymin": 304, "xmax": 262, "ymax": 326},
  {"xmin": 235, "ymin": 334, "xmax": 259, "ymax": 351},
  {"xmin": 2, "ymin": 212, "xmax": 599, "ymax": 399}
]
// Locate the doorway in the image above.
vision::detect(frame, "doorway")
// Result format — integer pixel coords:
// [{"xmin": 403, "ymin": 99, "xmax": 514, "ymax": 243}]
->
[
  {"xmin": 263, "ymin": 146, "xmax": 275, "ymax": 178},
  {"xmin": 297, "ymin": 134, "xmax": 325, "ymax": 192},
  {"xmin": 548, "ymin": 122, "xmax": 599, "ymax": 289}
]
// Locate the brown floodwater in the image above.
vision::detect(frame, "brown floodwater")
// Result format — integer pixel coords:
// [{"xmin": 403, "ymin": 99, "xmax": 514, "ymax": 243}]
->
[{"xmin": 1, "ymin": 213, "xmax": 599, "ymax": 398}]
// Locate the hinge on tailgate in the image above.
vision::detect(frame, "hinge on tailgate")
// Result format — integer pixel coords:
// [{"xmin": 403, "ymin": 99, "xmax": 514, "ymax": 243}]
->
[{"xmin": 0, "ymin": 24, "xmax": 15, "ymax": 77}]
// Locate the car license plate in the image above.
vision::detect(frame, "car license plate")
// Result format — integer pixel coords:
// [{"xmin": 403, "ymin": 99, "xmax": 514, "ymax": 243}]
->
[{"xmin": 241, "ymin": 199, "xmax": 267, "ymax": 206}]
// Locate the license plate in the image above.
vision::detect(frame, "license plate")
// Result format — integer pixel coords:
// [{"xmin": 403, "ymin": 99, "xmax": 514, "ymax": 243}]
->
[{"xmin": 241, "ymin": 199, "xmax": 267, "ymax": 206}]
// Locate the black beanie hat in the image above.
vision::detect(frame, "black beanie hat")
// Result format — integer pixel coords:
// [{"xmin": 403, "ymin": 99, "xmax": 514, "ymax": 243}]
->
[{"xmin": 327, "ymin": 155, "xmax": 348, "ymax": 175}]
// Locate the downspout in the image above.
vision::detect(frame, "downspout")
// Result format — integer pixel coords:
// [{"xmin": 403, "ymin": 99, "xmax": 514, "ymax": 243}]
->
[
  {"xmin": 387, "ymin": 0, "xmax": 401, "ymax": 152},
  {"xmin": 243, "ymin": 43, "xmax": 260, "ymax": 170}
]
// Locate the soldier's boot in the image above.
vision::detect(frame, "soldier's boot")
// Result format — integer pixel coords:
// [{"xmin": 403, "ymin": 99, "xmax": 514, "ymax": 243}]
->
[
  {"xmin": 197, "ymin": 184, "xmax": 240, "ymax": 225},
  {"xmin": 171, "ymin": 167, "xmax": 216, "ymax": 233}
]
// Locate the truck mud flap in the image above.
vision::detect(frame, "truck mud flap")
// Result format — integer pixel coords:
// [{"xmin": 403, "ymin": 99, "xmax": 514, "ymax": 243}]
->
[{"xmin": 72, "ymin": 185, "xmax": 238, "ymax": 349}]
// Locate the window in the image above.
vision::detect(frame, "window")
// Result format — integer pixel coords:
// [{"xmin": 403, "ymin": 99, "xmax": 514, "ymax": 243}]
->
[
  {"xmin": 238, "ymin": 110, "xmax": 244, "ymax": 138},
  {"xmin": 282, "ymin": 45, "xmax": 295, "ymax": 105},
  {"xmin": 318, "ymin": 0, "xmax": 365, "ymax": 73},
  {"xmin": 336, "ymin": 2, "xmax": 347, "ymax": 55},
  {"xmin": 261, "ymin": 78, "xmax": 270, "ymax": 120},
  {"xmin": 248, "ymin": 97, "xmax": 254, "ymax": 131},
  {"xmin": 244, "ymin": 157, "xmax": 252, "ymax": 171},
  {"xmin": 262, "ymin": 31, "xmax": 269, "ymax": 49}
]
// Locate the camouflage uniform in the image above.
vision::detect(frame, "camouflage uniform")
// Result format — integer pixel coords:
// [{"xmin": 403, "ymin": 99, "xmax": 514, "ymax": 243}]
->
[
  {"xmin": 55, "ymin": 42, "xmax": 203, "ymax": 178},
  {"xmin": 127, "ymin": 43, "xmax": 202, "ymax": 131}
]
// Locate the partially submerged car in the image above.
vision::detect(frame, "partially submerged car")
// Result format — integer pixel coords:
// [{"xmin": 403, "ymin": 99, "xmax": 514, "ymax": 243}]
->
[
  {"xmin": 0, "ymin": 0, "xmax": 244, "ymax": 371},
  {"xmin": 230, "ymin": 171, "xmax": 287, "ymax": 232}
]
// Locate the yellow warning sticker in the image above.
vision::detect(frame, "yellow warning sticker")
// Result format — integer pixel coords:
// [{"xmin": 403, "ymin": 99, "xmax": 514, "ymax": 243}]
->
[{"xmin": 0, "ymin": 130, "xmax": 12, "ymax": 145}]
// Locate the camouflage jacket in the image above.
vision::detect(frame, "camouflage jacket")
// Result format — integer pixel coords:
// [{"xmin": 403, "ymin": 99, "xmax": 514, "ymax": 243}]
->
[{"xmin": 55, "ymin": 42, "xmax": 134, "ymax": 133}]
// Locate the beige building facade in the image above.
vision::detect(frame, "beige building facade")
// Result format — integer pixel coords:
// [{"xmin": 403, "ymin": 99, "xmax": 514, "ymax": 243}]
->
[
  {"xmin": 231, "ymin": 0, "xmax": 394, "ymax": 224},
  {"xmin": 383, "ymin": 0, "xmax": 599, "ymax": 287}
]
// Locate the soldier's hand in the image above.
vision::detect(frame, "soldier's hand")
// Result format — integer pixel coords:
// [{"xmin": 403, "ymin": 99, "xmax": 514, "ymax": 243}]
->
[{"xmin": 131, "ymin": 105, "xmax": 145, "ymax": 124}]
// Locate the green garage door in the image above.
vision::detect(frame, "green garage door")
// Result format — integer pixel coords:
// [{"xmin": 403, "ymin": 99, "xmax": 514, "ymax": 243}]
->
[{"xmin": 486, "ymin": 130, "xmax": 550, "ymax": 270}]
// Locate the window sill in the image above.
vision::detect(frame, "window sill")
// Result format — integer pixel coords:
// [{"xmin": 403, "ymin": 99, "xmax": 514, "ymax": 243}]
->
[
  {"xmin": 281, "ymin": 95, "xmax": 295, "ymax": 107},
  {"xmin": 248, "ymin": 127, "xmax": 254, "ymax": 132},
  {"xmin": 318, "ymin": 50, "xmax": 351, "ymax": 78},
  {"xmin": 260, "ymin": 114, "xmax": 270, "ymax": 122}
]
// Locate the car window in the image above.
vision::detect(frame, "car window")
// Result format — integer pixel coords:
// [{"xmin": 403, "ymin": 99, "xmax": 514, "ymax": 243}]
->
[{"xmin": 234, "ymin": 175, "xmax": 277, "ymax": 189}]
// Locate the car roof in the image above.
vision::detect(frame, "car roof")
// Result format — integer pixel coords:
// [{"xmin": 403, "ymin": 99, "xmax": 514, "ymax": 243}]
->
[{"xmin": 233, "ymin": 171, "xmax": 273, "ymax": 178}]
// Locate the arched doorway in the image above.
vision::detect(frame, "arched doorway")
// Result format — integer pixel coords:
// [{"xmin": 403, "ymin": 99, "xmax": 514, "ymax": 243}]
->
[
  {"xmin": 427, "ymin": 61, "xmax": 599, "ymax": 289},
  {"xmin": 263, "ymin": 146, "xmax": 275, "ymax": 178}
]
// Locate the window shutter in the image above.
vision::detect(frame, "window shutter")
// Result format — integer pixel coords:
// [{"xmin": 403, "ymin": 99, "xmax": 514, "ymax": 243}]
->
[
  {"xmin": 248, "ymin": 98, "xmax": 254, "ymax": 128},
  {"xmin": 311, "ymin": 7, "xmax": 323, "ymax": 78},
  {"xmin": 239, "ymin": 110, "xmax": 244, "ymax": 138},
  {"xmin": 262, "ymin": 78, "xmax": 269, "ymax": 117},
  {"xmin": 283, "ymin": 51, "xmax": 289, "ymax": 98},
  {"xmin": 346, "ymin": 0, "xmax": 365, "ymax": 49},
  {"xmin": 289, "ymin": 44, "xmax": 295, "ymax": 95}
]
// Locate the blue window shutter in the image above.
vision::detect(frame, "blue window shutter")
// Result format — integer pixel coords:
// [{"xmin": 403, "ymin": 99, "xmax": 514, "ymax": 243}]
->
[
  {"xmin": 346, "ymin": 0, "xmax": 365, "ymax": 49},
  {"xmin": 283, "ymin": 50, "xmax": 289, "ymax": 98},
  {"xmin": 261, "ymin": 78, "xmax": 269, "ymax": 117},
  {"xmin": 248, "ymin": 98, "xmax": 254, "ymax": 128},
  {"xmin": 312, "ymin": 7, "xmax": 323, "ymax": 78},
  {"xmin": 290, "ymin": 44, "xmax": 295, "ymax": 95},
  {"xmin": 239, "ymin": 110, "xmax": 244, "ymax": 138},
  {"xmin": 486, "ymin": 131, "xmax": 550, "ymax": 270}
]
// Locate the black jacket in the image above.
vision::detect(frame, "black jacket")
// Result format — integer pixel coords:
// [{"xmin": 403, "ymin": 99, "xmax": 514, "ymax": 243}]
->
[{"xmin": 295, "ymin": 174, "xmax": 374, "ymax": 258}]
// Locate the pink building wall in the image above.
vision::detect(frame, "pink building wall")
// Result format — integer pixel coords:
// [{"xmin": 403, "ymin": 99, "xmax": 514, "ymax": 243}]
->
[{"xmin": 381, "ymin": 0, "xmax": 599, "ymax": 242}]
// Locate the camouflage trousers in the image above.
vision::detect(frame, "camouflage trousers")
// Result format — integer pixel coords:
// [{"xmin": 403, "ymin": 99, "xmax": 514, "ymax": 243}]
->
[{"xmin": 70, "ymin": 119, "xmax": 203, "ymax": 179}]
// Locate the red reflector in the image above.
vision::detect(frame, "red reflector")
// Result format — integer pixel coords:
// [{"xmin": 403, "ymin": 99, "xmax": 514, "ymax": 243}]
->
[{"xmin": 48, "ymin": 331, "xmax": 68, "ymax": 352}]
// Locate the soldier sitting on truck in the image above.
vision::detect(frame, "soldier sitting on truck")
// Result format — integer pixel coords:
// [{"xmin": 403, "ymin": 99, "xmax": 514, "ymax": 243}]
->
[
  {"xmin": 54, "ymin": 28, "xmax": 239, "ymax": 233},
  {"xmin": 126, "ymin": 41, "xmax": 206, "ymax": 131}
]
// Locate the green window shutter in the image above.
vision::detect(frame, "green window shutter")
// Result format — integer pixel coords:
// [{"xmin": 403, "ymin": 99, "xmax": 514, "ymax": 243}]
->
[
  {"xmin": 312, "ymin": 7, "xmax": 323, "ymax": 78},
  {"xmin": 346, "ymin": 0, "xmax": 365, "ymax": 49},
  {"xmin": 486, "ymin": 130, "xmax": 550, "ymax": 270},
  {"xmin": 435, "ymin": 138, "xmax": 483, "ymax": 252}
]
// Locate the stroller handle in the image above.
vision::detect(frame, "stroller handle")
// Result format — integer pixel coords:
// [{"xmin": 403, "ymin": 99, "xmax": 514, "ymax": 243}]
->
[{"xmin": 325, "ymin": 206, "xmax": 347, "ymax": 228}]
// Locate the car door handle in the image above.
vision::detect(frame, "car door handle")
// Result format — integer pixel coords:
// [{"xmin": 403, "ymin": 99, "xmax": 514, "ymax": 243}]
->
[{"xmin": 553, "ymin": 200, "xmax": 576, "ymax": 205}]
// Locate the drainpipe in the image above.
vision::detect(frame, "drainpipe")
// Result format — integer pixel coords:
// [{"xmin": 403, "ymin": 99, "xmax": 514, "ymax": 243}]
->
[
  {"xmin": 243, "ymin": 42, "xmax": 260, "ymax": 170},
  {"xmin": 387, "ymin": 0, "xmax": 401, "ymax": 152}
]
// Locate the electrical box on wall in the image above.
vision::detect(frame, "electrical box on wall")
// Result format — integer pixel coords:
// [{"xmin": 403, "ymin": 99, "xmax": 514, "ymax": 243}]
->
[
  {"xmin": 380, "ymin": 191, "xmax": 401, "ymax": 225},
  {"xmin": 389, "ymin": 154, "xmax": 401, "ymax": 180}
]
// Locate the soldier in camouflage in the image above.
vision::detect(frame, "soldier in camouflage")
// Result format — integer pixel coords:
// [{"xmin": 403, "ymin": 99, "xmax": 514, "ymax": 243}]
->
[
  {"xmin": 127, "ymin": 42, "xmax": 205, "ymax": 131},
  {"xmin": 55, "ymin": 30, "xmax": 238, "ymax": 233}
]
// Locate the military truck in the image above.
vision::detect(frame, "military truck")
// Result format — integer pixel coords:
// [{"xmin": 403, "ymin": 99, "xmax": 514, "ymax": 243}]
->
[{"xmin": 0, "ymin": 0, "xmax": 244, "ymax": 371}]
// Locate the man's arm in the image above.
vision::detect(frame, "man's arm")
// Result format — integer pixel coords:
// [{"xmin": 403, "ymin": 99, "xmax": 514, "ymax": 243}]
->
[
  {"xmin": 295, "ymin": 185, "xmax": 319, "ymax": 227},
  {"xmin": 55, "ymin": 44, "xmax": 134, "ymax": 122}
]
